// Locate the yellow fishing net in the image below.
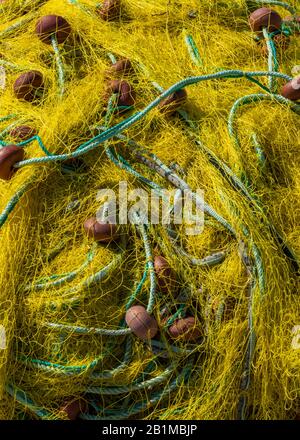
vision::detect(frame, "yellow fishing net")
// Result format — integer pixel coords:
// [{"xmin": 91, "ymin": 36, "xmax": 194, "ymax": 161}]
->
[{"xmin": 0, "ymin": 0, "xmax": 299, "ymax": 420}]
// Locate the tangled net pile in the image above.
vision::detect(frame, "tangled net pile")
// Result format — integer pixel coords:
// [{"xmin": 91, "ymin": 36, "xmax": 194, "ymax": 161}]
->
[{"xmin": 0, "ymin": 0, "xmax": 299, "ymax": 421}]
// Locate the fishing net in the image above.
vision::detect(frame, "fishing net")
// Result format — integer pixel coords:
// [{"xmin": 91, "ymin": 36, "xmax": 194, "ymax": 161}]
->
[{"xmin": 0, "ymin": 0, "xmax": 299, "ymax": 420}]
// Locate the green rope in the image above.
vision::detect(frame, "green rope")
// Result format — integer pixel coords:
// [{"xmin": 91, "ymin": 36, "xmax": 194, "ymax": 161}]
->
[
  {"xmin": 248, "ymin": 0, "xmax": 297, "ymax": 15},
  {"xmin": 51, "ymin": 35, "xmax": 65, "ymax": 97},
  {"xmin": 262, "ymin": 27, "xmax": 278, "ymax": 93},
  {"xmin": 228, "ymin": 93, "xmax": 300, "ymax": 151},
  {"xmin": 184, "ymin": 32, "xmax": 203, "ymax": 68},
  {"xmin": 85, "ymin": 364, "xmax": 176, "ymax": 395},
  {"xmin": 43, "ymin": 321, "xmax": 131, "ymax": 336},
  {"xmin": 80, "ymin": 363, "xmax": 193, "ymax": 420},
  {"xmin": 125, "ymin": 263, "xmax": 149, "ymax": 310},
  {"xmin": 107, "ymin": 52, "xmax": 117, "ymax": 64},
  {"xmin": 25, "ymin": 243, "xmax": 97, "ymax": 291},
  {"xmin": 13, "ymin": 70, "xmax": 294, "ymax": 169},
  {"xmin": 0, "ymin": 14, "xmax": 35, "ymax": 39},
  {"xmin": 6, "ymin": 384, "xmax": 52, "ymax": 419},
  {"xmin": 20, "ymin": 336, "xmax": 133, "ymax": 379},
  {"xmin": 0, "ymin": 180, "xmax": 32, "ymax": 227},
  {"xmin": 251, "ymin": 133, "xmax": 266, "ymax": 171}
]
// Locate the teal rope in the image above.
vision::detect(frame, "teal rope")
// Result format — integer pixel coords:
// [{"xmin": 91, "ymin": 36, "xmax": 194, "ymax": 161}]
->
[
  {"xmin": 107, "ymin": 52, "xmax": 117, "ymax": 64},
  {"xmin": 237, "ymin": 264, "xmax": 257, "ymax": 420},
  {"xmin": 0, "ymin": 59, "xmax": 26, "ymax": 71},
  {"xmin": 237, "ymin": 242, "xmax": 257, "ymax": 419},
  {"xmin": 1, "ymin": 133, "xmax": 53, "ymax": 157},
  {"xmin": 67, "ymin": 0, "xmax": 94, "ymax": 16},
  {"xmin": 190, "ymin": 125, "xmax": 298, "ymax": 271},
  {"xmin": 241, "ymin": 225, "xmax": 266, "ymax": 298},
  {"xmin": 51, "ymin": 35, "xmax": 65, "ymax": 97},
  {"xmin": 0, "ymin": 114, "xmax": 19, "ymax": 145},
  {"xmin": 120, "ymin": 360, "xmax": 157, "ymax": 410},
  {"xmin": 194, "ymin": 139, "xmax": 258, "ymax": 203},
  {"xmin": 64, "ymin": 252, "xmax": 123, "ymax": 295},
  {"xmin": 96, "ymin": 127, "xmax": 234, "ymax": 235},
  {"xmin": 215, "ymin": 299, "xmax": 225, "ymax": 324},
  {"xmin": 19, "ymin": 135, "xmax": 53, "ymax": 156},
  {"xmin": 164, "ymin": 304, "xmax": 186, "ymax": 327},
  {"xmin": 2, "ymin": 63, "xmax": 298, "ymax": 418},
  {"xmin": 117, "ymin": 137, "xmax": 234, "ymax": 234},
  {"xmin": 0, "ymin": 121, "xmax": 20, "ymax": 144}
]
